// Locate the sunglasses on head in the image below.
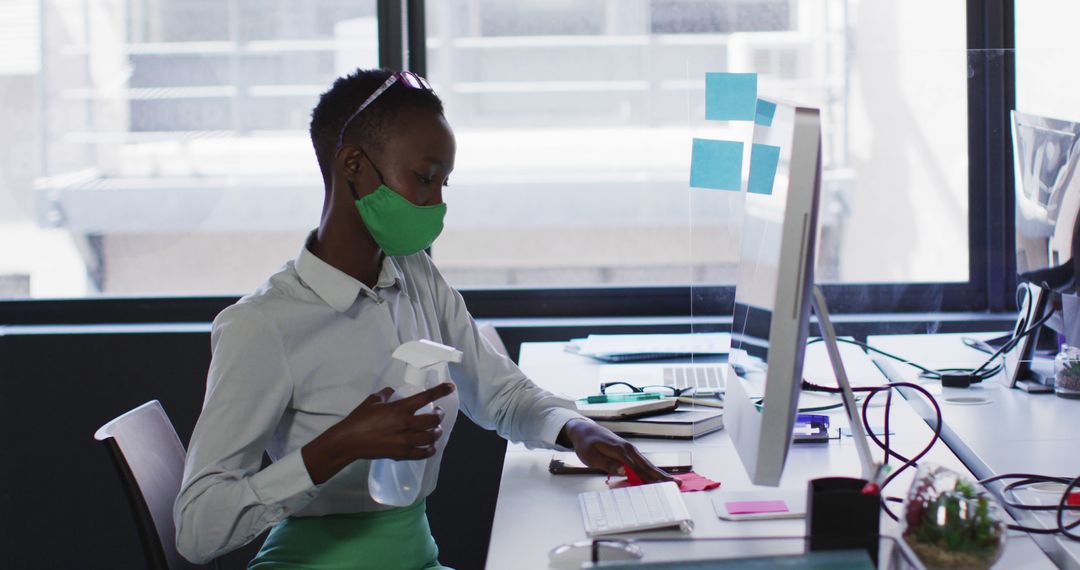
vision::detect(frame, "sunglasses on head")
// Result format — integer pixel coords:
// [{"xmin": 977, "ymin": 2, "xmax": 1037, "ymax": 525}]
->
[{"xmin": 336, "ymin": 70, "xmax": 433, "ymax": 149}]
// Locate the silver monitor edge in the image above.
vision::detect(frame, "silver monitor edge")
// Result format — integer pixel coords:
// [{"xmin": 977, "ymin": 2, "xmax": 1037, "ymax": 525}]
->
[{"xmin": 727, "ymin": 102, "xmax": 823, "ymax": 487}]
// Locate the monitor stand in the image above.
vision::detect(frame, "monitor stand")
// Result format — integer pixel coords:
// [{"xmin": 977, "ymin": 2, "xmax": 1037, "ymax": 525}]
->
[
  {"xmin": 1016, "ymin": 358, "xmax": 1054, "ymax": 393},
  {"xmin": 810, "ymin": 286, "xmax": 878, "ymax": 481},
  {"xmin": 1009, "ymin": 283, "xmax": 1055, "ymax": 392},
  {"xmin": 1015, "ymin": 378, "xmax": 1053, "ymax": 393}
]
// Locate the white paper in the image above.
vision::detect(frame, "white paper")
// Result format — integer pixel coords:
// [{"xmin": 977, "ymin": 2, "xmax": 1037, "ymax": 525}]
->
[{"xmin": 577, "ymin": 333, "xmax": 730, "ymax": 356}]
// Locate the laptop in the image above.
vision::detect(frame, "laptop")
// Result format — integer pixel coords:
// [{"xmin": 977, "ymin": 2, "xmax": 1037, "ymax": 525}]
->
[{"xmin": 596, "ymin": 360, "xmax": 729, "ymax": 396}]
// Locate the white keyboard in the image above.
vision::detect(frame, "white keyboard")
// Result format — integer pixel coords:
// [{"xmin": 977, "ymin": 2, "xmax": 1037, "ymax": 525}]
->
[{"xmin": 578, "ymin": 481, "xmax": 694, "ymax": 537}]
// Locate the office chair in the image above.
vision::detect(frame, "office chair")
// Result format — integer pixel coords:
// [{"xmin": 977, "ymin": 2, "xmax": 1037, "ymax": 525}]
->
[
  {"xmin": 478, "ymin": 322, "xmax": 510, "ymax": 357},
  {"xmin": 95, "ymin": 400, "xmax": 214, "ymax": 570}
]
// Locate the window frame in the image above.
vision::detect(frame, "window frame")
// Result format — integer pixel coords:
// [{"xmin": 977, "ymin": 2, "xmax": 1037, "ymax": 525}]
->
[{"xmin": 0, "ymin": 0, "xmax": 1018, "ymax": 324}]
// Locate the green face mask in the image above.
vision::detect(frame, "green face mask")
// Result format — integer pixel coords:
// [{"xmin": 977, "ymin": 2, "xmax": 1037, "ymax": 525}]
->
[{"xmin": 355, "ymin": 184, "xmax": 447, "ymax": 256}]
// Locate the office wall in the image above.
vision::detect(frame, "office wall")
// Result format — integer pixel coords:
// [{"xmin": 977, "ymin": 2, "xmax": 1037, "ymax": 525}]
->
[{"xmin": 0, "ymin": 331, "xmax": 257, "ymax": 568}]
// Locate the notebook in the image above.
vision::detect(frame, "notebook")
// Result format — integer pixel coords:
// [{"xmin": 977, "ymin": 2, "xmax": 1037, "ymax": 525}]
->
[
  {"xmin": 575, "ymin": 397, "xmax": 678, "ymax": 420},
  {"xmin": 596, "ymin": 407, "xmax": 725, "ymax": 439}
]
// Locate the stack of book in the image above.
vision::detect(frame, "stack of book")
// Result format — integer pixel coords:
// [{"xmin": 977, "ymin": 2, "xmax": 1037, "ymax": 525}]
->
[{"xmin": 576, "ymin": 397, "xmax": 724, "ymax": 439}]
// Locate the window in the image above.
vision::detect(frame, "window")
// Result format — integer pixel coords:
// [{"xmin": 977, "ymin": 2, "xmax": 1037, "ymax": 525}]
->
[
  {"xmin": 0, "ymin": 1, "xmax": 1013, "ymax": 321},
  {"xmin": 426, "ymin": 0, "xmax": 970, "ymax": 291},
  {"xmin": 3, "ymin": 0, "xmax": 377, "ymax": 298},
  {"xmin": 1015, "ymin": 1, "xmax": 1077, "ymax": 123}
]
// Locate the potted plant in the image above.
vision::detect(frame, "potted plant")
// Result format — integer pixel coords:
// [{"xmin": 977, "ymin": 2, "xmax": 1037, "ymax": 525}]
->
[
  {"xmin": 1054, "ymin": 345, "xmax": 1080, "ymax": 399},
  {"xmin": 903, "ymin": 464, "xmax": 1006, "ymax": 570}
]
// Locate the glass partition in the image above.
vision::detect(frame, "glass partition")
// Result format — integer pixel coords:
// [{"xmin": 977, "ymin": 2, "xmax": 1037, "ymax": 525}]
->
[{"xmin": 425, "ymin": 0, "xmax": 969, "ymax": 292}]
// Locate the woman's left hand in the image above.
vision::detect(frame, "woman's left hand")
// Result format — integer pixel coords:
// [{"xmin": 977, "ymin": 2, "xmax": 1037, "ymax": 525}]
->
[{"xmin": 558, "ymin": 418, "xmax": 674, "ymax": 483}]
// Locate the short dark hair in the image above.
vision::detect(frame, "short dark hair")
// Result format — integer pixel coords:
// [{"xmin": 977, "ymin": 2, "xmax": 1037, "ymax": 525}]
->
[{"xmin": 309, "ymin": 68, "xmax": 444, "ymax": 184}]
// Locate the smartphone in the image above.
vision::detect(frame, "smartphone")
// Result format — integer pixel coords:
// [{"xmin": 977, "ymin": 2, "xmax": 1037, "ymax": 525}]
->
[{"xmin": 548, "ymin": 451, "xmax": 693, "ymax": 475}]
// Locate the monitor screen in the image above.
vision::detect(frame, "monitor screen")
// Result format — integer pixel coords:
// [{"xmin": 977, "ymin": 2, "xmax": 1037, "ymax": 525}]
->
[
  {"xmin": 730, "ymin": 102, "xmax": 800, "ymax": 375},
  {"xmin": 1013, "ymin": 111, "xmax": 1080, "ymax": 277},
  {"xmin": 725, "ymin": 99, "xmax": 822, "ymax": 486}
]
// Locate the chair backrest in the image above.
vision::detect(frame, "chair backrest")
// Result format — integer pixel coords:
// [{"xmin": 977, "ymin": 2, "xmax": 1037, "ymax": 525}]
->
[
  {"xmin": 478, "ymin": 322, "xmax": 510, "ymax": 358},
  {"xmin": 95, "ymin": 400, "xmax": 205, "ymax": 570}
]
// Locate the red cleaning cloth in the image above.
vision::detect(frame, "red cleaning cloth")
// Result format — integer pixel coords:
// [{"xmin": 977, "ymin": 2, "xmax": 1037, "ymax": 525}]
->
[
  {"xmin": 672, "ymin": 472, "xmax": 721, "ymax": 492},
  {"xmin": 622, "ymin": 462, "xmax": 645, "ymax": 485},
  {"xmin": 610, "ymin": 463, "xmax": 721, "ymax": 493}
]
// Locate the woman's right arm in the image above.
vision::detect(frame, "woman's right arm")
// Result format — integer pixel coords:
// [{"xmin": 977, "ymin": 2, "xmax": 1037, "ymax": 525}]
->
[{"xmin": 173, "ymin": 304, "xmax": 318, "ymax": 564}]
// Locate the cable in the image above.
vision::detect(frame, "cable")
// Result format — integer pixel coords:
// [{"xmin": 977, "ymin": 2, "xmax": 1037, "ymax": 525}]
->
[
  {"xmin": 977, "ymin": 473, "xmax": 1080, "ymax": 538},
  {"xmin": 969, "ymin": 307, "xmax": 1054, "ymax": 377},
  {"xmin": 806, "ymin": 344, "xmax": 1080, "ymax": 539},
  {"xmin": 961, "ymin": 280, "xmax": 1057, "ymax": 381},
  {"xmin": 838, "ymin": 381, "xmax": 1080, "ymax": 538},
  {"xmin": 806, "ymin": 337, "xmax": 938, "ymax": 376},
  {"xmin": 802, "ymin": 378, "xmax": 944, "ymax": 521},
  {"xmin": 806, "ymin": 335, "xmax": 1002, "ymax": 383},
  {"xmin": 952, "ymin": 306, "xmax": 1054, "ymax": 383},
  {"xmin": 980, "ymin": 473, "xmax": 1078, "ymax": 510},
  {"xmin": 882, "ymin": 388, "xmax": 892, "ymax": 466},
  {"xmin": 807, "ymin": 307, "xmax": 1052, "ymax": 387},
  {"xmin": 1059, "ymin": 474, "xmax": 1080, "ymax": 541},
  {"xmin": 799, "ymin": 288, "xmax": 1072, "ymax": 534},
  {"xmin": 804, "ymin": 369, "xmax": 1080, "ymax": 534},
  {"xmin": 866, "ymin": 384, "xmax": 942, "ymax": 492}
]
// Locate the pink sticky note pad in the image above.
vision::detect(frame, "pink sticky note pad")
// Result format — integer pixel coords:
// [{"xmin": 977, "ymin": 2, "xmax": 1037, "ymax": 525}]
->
[
  {"xmin": 725, "ymin": 499, "xmax": 789, "ymax": 515},
  {"xmin": 607, "ymin": 471, "xmax": 720, "ymax": 493}
]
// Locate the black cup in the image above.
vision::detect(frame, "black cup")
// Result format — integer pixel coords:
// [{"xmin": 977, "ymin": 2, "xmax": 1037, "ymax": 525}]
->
[{"xmin": 806, "ymin": 476, "xmax": 880, "ymax": 563}]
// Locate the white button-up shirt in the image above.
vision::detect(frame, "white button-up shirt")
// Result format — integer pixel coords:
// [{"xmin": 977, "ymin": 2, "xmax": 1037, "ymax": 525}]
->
[{"xmin": 174, "ymin": 234, "xmax": 583, "ymax": 563}]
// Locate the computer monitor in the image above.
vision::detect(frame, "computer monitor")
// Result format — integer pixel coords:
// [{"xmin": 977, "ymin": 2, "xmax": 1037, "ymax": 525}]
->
[
  {"xmin": 1012, "ymin": 111, "xmax": 1080, "ymax": 279},
  {"xmin": 727, "ymin": 99, "xmax": 823, "ymax": 486},
  {"xmin": 1008, "ymin": 111, "xmax": 1080, "ymax": 387}
]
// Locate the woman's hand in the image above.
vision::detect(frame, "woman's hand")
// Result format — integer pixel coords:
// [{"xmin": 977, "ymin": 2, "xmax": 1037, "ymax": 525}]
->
[
  {"xmin": 302, "ymin": 383, "xmax": 455, "ymax": 485},
  {"xmin": 558, "ymin": 418, "xmax": 674, "ymax": 483}
]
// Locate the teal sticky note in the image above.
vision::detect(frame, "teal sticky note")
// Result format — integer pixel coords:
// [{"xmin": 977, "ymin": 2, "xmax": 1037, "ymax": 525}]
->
[
  {"xmin": 747, "ymin": 143, "xmax": 780, "ymax": 195},
  {"xmin": 690, "ymin": 138, "xmax": 743, "ymax": 191},
  {"xmin": 755, "ymin": 99, "xmax": 776, "ymax": 126},
  {"xmin": 705, "ymin": 72, "xmax": 757, "ymax": 121}
]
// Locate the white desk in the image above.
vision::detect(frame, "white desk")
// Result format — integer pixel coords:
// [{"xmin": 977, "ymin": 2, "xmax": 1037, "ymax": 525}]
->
[
  {"xmin": 485, "ymin": 341, "xmax": 1053, "ymax": 569},
  {"xmin": 869, "ymin": 333, "xmax": 1080, "ymax": 570}
]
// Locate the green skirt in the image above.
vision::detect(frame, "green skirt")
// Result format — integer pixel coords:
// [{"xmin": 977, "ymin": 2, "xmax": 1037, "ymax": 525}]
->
[{"xmin": 248, "ymin": 500, "xmax": 450, "ymax": 570}]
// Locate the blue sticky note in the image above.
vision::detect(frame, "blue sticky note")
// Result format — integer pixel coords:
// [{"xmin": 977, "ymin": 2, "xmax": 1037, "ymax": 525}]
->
[
  {"xmin": 747, "ymin": 143, "xmax": 780, "ymax": 195},
  {"xmin": 690, "ymin": 138, "xmax": 743, "ymax": 191},
  {"xmin": 755, "ymin": 99, "xmax": 776, "ymax": 126},
  {"xmin": 705, "ymin": 72, "xmax": 757, "ymax": 121}
]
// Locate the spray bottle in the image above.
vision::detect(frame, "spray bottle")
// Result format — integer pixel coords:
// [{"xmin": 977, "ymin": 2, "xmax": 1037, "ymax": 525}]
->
[{"xmin": 368, "ymin": 339, "xmax": 462, "ymax": 507}]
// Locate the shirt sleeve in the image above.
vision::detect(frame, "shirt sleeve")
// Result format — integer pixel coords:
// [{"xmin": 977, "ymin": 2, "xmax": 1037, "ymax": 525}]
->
[
  {"xmin": 418, "ymin": 254, "xmax": 586, "ymax": 449},
  {"xmin": 173, "ymin": 302, "xmax": 318, "ymax": 564}
]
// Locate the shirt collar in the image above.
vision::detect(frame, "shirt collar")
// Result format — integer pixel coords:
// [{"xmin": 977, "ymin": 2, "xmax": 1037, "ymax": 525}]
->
[{"xmin": 294, "ymin": 231, "xmax": 405, "ymax": 313}]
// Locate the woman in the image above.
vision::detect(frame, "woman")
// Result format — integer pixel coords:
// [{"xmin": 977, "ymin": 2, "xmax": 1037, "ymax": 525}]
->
[{"xmin": 173, "ymin": 68, "xmax": 670, "ymax": 569}]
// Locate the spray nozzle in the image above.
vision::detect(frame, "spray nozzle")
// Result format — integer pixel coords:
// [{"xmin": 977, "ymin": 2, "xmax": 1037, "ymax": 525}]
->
[{"xmin": 392, "ymin": 340, "xmax": 463, "ymax": 386}]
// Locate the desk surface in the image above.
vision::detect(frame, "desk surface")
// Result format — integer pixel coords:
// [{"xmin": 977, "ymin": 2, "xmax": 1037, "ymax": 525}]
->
[
  {"xmin": 486, "ymin": 341, "xmax": 1053, "ymax": 569},
  {"xmin": 869, "ymin": 333, "xmax": 1080, "ymax": 570}
]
